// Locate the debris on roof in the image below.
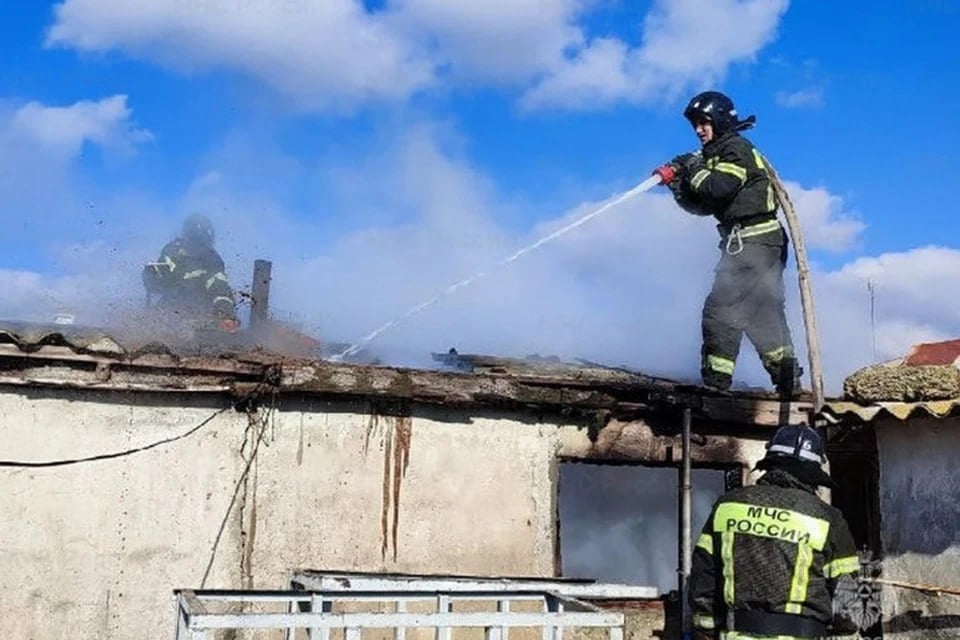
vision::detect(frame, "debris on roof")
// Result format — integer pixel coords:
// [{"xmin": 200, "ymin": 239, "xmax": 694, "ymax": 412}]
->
[
  {"xmin": 432, "ymin": 350, "xmax": 680, "ymax": 385},
  {"xmin": 840, "ymin": 339, "xmax": 960, "ymax": 404},
  {"xmin": 818, "ymin": 338, "xmax": 960, "ymax": 424},
  {"xmin": 843, "ymin": 364, "xmax": 960, "ymax": 403},
  {"xmin": 0, "ymin": 322, "xmax": 815, "ymax": 428}
]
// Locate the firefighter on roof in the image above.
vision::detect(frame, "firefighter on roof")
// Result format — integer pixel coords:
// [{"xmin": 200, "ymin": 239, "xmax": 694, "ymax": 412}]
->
[
  {"xmin": 690, "ymin": 425, "xmax": 860, "ymax": 640},
  {"xmin": 658, "ymin": 91, "xmax": 801, "ymax": 396},
  {"xmin": 142, "ymin": 213, "xmax": 239, "ymax": 332}
]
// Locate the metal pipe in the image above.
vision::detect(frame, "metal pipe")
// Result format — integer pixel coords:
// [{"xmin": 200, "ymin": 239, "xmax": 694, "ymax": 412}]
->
[
  {"xmin": 250, "ymin": 259, "xmax": 272, "ymax": 331},
  {"xmin": 679, "ymin": 407, "xmax": 692, "ymax": 638}
]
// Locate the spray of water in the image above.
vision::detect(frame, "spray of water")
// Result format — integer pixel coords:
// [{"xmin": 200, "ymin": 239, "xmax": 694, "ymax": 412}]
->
[{"xmin": 331, "ymin": 174, "xmax": 664, "ymax": 361}]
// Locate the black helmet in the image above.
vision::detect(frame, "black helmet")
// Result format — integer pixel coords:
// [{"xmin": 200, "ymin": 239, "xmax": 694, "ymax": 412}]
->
[
  {"xmin": 182, "ymin": 213, "xmax": 215, "ymax": 247},
  {"xmin": 683, "ymin": 91, "xmax": 754, "ymax": 136},
  {"xmin": 762, "ymin": 425, "xmax": 826, "ymax": 465}
]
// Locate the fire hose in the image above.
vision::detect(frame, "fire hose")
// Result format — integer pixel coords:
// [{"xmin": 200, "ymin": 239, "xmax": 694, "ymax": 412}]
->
[{"xmin": 870, "ymin": 577, "xmax": 960, "ymax": 597}]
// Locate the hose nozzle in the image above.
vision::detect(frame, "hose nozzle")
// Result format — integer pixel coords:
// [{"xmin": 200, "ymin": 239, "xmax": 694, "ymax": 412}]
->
[{"xmin": 653, "ymin": 163, "xmax": 678, "ymax": 185}]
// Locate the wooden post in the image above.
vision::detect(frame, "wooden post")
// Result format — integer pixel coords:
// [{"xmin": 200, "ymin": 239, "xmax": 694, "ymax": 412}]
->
[{"xmin": 678, "ymin": 408, "xmax": 692, "ymax": 638}]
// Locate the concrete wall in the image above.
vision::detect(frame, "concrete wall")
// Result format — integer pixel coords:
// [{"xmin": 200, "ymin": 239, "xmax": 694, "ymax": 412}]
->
[
  {"xmin": 876, "ymin": 416, "xmax": 960, "ymax": 640},
  {"xmin": 0, "ymin": 388, "xmax": 559, "ymax": 639},
  {"xmin": 0, "ymin": 385, "xmax": 772, "ymax": 639}
]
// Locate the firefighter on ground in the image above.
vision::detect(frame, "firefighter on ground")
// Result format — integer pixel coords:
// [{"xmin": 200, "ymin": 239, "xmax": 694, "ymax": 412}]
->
[
  {"xmin": 655, "ymin": 91, "xmax": 801, "ymax": 396},
  {"xmin": 690, "ymin": 425, "xmax": 860, "ymax": 640},
  {"xmin": 142, "ymin": 213, "xmax": 239, "ymax": 332}
]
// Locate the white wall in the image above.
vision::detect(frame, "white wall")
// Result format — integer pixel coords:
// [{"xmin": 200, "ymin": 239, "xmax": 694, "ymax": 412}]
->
[
  {"xmin": 0, "ymin": 389, "xmax": 558, "ymax": 639},
  {"xmin": 877, "ymin": 416, "xmax": 960, "ymax": 640}
]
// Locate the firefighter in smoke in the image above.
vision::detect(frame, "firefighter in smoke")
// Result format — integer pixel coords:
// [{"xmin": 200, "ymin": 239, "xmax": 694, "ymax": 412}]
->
[
  {"xmin": 689, "ymin": 425, "xmax": 860, "ymax": 639},
  {"xmin": 142, "ymin": 213, "xmax": 240, "ymax": 332},
  {"xmin": 656, "ymin": 91, "xmax": 801, "ymax": 396}
]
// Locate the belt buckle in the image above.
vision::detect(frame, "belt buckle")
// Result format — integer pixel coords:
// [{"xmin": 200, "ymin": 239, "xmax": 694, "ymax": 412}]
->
[{"xmin": 725, "ymin": 224, "xmax": 744, "ymax": 255}]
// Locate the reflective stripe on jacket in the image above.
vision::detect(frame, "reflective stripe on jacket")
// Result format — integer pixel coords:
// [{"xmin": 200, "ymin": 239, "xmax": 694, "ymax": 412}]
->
[
  {"xmin": 690, "ymin": 469, "xmax": 859, "ymax": 637},
  {"xmin": 147, "ymin": 238, "xmax": 237, "ymax": 319},
  {"xmin": 684, "ymin": 132, "xmax": 778, "ymax": 229}
]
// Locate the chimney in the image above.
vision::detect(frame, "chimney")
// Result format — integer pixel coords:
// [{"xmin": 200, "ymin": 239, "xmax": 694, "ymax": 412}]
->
[{"xmin": 249, "ymin": 259, "xmax": 272, "ymax": 330}]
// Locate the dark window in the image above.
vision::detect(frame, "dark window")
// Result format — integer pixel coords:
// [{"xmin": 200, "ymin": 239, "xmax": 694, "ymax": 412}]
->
[{"xmin": 557, "ymin": 461, "xmax": 726, "ymax": 594}]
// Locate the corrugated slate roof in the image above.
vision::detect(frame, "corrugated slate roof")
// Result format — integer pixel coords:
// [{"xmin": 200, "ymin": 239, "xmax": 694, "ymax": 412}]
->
[
  {"xmin": 0, "ymin": 321, "xmax": 127, "ymax": 355},
  {"xmin": 0, "ymin": 317, "xmax": 334, "ymax": 360},
  {"xmin": 820, "ymin": 399, "xmax": 960, "ymax": 424}
]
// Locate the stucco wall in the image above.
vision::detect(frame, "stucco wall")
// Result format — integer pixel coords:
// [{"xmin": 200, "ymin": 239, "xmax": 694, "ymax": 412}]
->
[
  {"xmin": 0, "ymin": 388, "xmax": 559, "ymax": 639},
  {"xmin": 876, "ymin": 416, "xmax": 960, "ymax": 639}
]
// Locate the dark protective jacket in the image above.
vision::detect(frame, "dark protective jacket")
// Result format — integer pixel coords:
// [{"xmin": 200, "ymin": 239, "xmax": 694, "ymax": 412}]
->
[
  {"xmin": 675, "ymin": 132, "xmax": 781, "ymax": 244},
  {"xmin": 142, "ymin": 238, "xmax": 237, "ymax": 322},
  {"xmin": 690, "ymin": 468, "xmax": 860, "ymax": 638}
]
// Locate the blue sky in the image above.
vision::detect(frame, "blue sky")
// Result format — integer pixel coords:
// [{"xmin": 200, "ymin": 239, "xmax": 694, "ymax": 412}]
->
[{"xmin": 1, "ymin": 0, "xmax": 959, "ymax": 391}]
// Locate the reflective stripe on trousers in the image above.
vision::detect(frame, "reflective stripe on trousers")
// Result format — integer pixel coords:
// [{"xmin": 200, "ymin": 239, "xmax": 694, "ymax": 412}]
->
[{"xmin": 706, "ymin": 354, "xmax": 736, "ymax": 375}]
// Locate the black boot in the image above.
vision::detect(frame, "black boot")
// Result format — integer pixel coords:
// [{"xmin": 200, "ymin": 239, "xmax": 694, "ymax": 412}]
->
[
  {"xmin": 773, "ymin": 358, "xmax": 804, "ymax": 398},
  {"xmin": 702, "ymin": 370, "xmax": 733, "ymax": 392}
]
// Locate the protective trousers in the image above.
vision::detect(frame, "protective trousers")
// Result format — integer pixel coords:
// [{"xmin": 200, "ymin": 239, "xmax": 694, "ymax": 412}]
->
[{"xmin": 700, "ymin": 236, "xmax": 798, "ymax": 391}]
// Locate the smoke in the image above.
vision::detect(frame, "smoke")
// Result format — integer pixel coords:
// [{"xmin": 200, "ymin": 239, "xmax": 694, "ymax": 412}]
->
[
  {"xmin": 2, "ymin": 106, "xmax": 958, "ymax": 393},
  {"xmin": 559, "ymin": 463, "xmax": 725, "ymax": 593}
]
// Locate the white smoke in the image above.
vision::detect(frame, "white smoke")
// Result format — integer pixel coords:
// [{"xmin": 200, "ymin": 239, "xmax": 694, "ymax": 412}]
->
[{"xmin": 2, "ymin": 112, "xmax": 955, "ymax": 393}]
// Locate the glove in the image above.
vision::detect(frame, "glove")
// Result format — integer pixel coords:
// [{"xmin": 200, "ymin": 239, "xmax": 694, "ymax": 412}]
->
[
  {"xmin": 219, "ymin": 318, "xmax": 240, "ymax": 333},
  {"xmin": 671, "ymin": 151, "xmax": 704, "ymax": 179},
  {"xmin": 666, "ymin": 175, "xmax": 686, "ymax": 197},
  {"xmin": 653, "ymin": 151, "xmax": 703, "ymax": 186}
]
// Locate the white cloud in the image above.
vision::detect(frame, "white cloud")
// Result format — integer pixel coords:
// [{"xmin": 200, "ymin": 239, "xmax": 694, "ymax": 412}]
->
[
  {"xmin": 519, "ymin": 38, "xmax": 636, "ymax": 110},
  {"xmin": 825, "ymin": 247, "xmax": 960, "ymax": 331},
  {"xmin": 522, "ymin": 0, "xmax": 790, "ymax": 110},
  {"xmin": 46, "ymin": 0, "xmax": 434, "ymax": 111},
  {"xmin": 46, "ymin": 0, "xmax": 789, "ymax": 112},
  {"xmin": 780, "ymin": 181, "xmax": 864, "ymax": 253},
  {"xmin": 0, "ymin": 95, "xmax": 161, "ymax": 276},
  {"xmin": 806, "ymin": 246, "xmax": 960, "ymax": 391},
  {"xmin": 872, "ymin": 320, "xmax": 950, "ymax": 362},
  {"xmin": 775, "ymin": 86, "xmax": 825, "ymax": 108},
  {"xmin": 391, "ymin": 0, "xmax": 586, "ymax": 84},
  {"xmin": 11, "ymin": 95, "xmax": 152, "ymax": 156}
]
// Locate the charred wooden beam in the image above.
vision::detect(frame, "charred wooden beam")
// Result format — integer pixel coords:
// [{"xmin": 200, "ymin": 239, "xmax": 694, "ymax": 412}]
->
[{"xmin": 0, "ymin": 341, "xmax": 814, "ymax": 428}]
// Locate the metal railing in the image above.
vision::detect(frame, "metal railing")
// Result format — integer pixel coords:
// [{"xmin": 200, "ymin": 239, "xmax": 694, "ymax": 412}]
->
[
  {"xmin": 289, "ymin": 571, "xmax": 658, "ymax": 601},
  {"xmin": 173, "ymin": 588, "xmax": 626, "ymax": 640}
]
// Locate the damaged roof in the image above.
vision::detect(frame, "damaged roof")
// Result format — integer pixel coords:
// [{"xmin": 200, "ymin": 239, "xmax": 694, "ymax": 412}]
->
[{"xmin": 0, "ymin": 322, "xmax": 815, "ymax": 428}]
